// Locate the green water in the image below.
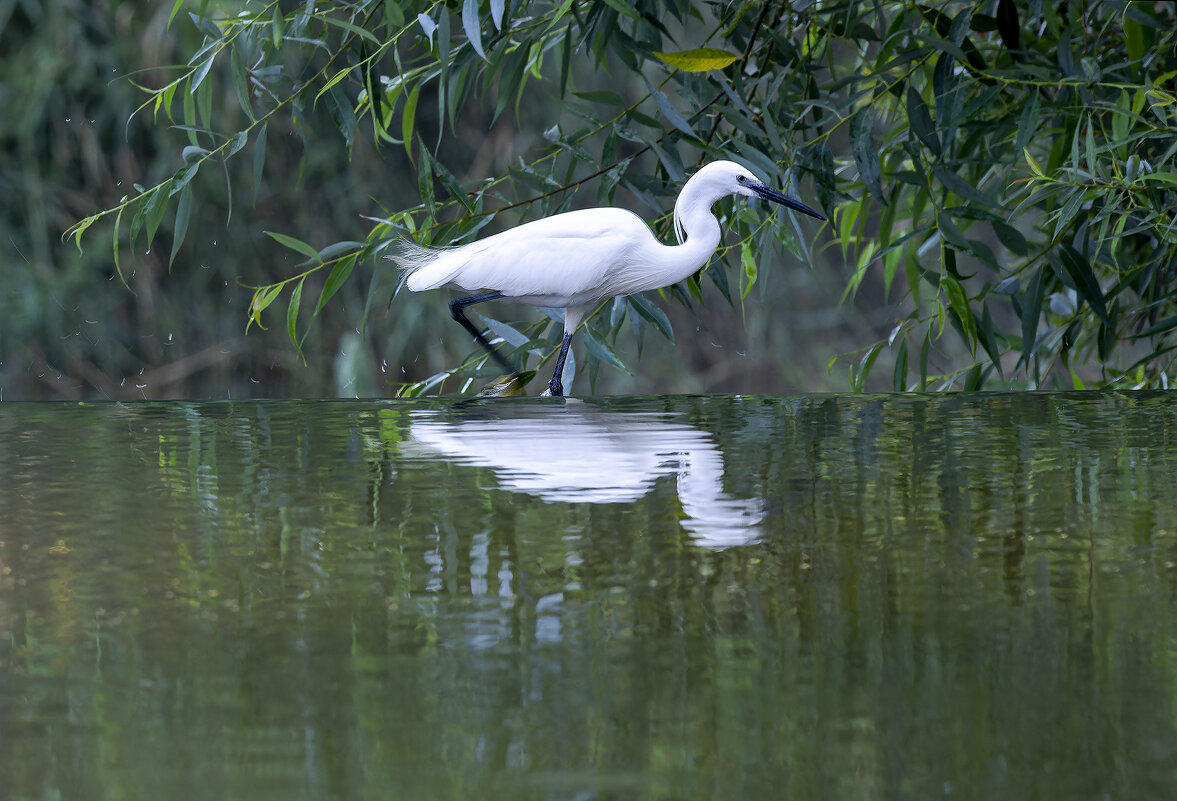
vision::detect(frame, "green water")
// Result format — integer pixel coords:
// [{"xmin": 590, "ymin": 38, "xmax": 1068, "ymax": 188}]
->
[{"xmin": 1, "ymin": 394, "xmax": 1176, "ymax": 800}]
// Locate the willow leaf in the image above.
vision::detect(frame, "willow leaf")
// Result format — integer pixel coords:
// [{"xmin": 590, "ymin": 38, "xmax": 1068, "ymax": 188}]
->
[
  {"xmin": 266, "ymin": 230, "xmax": 321, "ymax": 262},
  {"xmin": 653, "ymin": 48, "xmax": 739, "ymax": 72}
]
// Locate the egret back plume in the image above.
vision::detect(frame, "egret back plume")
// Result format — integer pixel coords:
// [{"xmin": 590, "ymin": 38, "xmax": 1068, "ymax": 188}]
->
[{"xmin": 387, "ymin": 238, "xmax": 443, "ymax": 283}]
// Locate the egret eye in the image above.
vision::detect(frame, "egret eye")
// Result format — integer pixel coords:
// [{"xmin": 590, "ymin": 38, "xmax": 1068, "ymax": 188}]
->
[{"xmin": 736, "ymin": 175, "xmax": 747, "ymax": 183}]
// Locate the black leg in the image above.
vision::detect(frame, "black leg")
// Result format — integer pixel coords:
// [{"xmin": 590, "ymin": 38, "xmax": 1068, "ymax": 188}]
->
[
  {"xmin": 449, "ymin": 292, "xmax": 516, "ymax": 374},
  {"xmin": 548, "ymin": 332, "xmax": 573, "ymax": 396}
]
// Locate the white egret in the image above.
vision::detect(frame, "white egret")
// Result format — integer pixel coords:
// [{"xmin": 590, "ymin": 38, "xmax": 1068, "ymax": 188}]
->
[{"xmin": 389, "ymin": 160, "xmax": 824, "ymax": 396}]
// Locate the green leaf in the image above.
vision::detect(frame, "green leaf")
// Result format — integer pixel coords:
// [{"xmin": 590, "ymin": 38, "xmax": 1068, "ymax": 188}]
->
[
  {"xmin": 720, "ymin": 104, "xmax": 767, "ymax": 141},
  {"xmin": 850, "ymin": 106, "xmax": 884, "ymax": 200},
  {"xmin": 893, "ymin": 338, "xmax": 909, "ymax": 391},
  {"xmin": 402, "ymin": 84, "xmax": 420, "ymax": 163},
  {"xmin": 315, "ymin": 66, "xmax": 354, "ymax": 105},
  {"xmin": 127, "ymin": 194, "xmax": 144, "ymax": 249},
  {"xmin": 167, "ymin": 0, "xmax": 185, "ymax": 29},
  {"xmin": 318, "ymin": 241, "xmax": 364, "ymax": 261},
  {"xmin": 1023, "ymin": 147, "xmax": 1044, "ymax": 177},
  {"xmin": 1138, "ymin": 172, "xmax": 1177, "ymax": 186},
  {"xmin": 265, "ymin": 230, "xmax": 321, "ymax": 262},
  {"xmin": 249, "ymin": 284, "xmax": 283, "ymax": 330},
  {"xmin": 421, "ymin": 148, "xmax": 471, "ymax": 211},
  {"xmin": 1057, "ymin": 243, "xmax": 1109, "ymax": 325},
  {"xmin": 417, "ymin": 13, "xmax": 436, "ymax": 45},
  {"xmin": 917, "ymin": 32, "xmax": 967, "ymax": 63},
  {"xmin": 1097, "ymin": 300, "xmax": 1118, "ymax": 362},
  {"xmin": 224, "ymin": 129, "xmax": 248, "ymax": 159},
  {"xmin": 706, "ymin": 254, "xmax": 732, "ymax": 304},
  {"xmin": 906, "ymin": 84, "xmax": 940, "ymax": 157},
  {"xmin": 437, "ymin": 12, "xmax": 451, "ymax": 116},
  {"xmin": 919, "ymin": 326, "xmax": 931, "ymax": 390},
  {"xmin": 942, "ymin": 274, "xmax": 977, "ymax": 350},
  {"xmin": 251, "ymin": 122, "xmax": 267, "ymax": 206},
  {"xmin": 995, "ymin": 0, "xmax": 1021, "ymax": 52},
  {"xmin": 740, "ymin": 241, "xmax": 758, "ymax": 299},
  {"xmin": 270, "ymin": 5, "xmax": 285, "ymax": 49},
  {"xmin": 538, "ymin": 0, "xmax": 573, "ymax": 35},
  {"xmin": 992, "ymin": 221, "xmax": 1027, "ymax": 255},
  {"xmin": 935, "ymin": 209, "xmax": 970, "ymax": 253},
  {"xmin": 110, "ymin": 204, "xmax": 125, "ymax": 284},
  {"xmin": 1020, "ymin": 267, "xmax": 1046, "ymax": 367},
  {"xmin": 1131, "ymin": 315, "xmax": 1177, "ymax": 340},
  {"xmin": 933, "ymin": 52, "xmax": 963, "ymax": 133},
  {"xmin": 628, "ymin": 294, "xmax": 675, "ymax": 343},
  {"xmin": 287, "ymin": 278, "xmax": 305, "ymax": 355},
  {"xmin": 651, "ymin": 89, "xmax": 694, "ymax": 137},
  {"xmin": 169, "ymin": 162, "xmax": 200, "ymax": 197},
  {"xmin": 159, "ymin": 82, "xmax": 178, "ymax": 123},
  {"xmin": 933, "ymin": 164, "xmax": 999, "ymax": 208},
  {"xmin": 582, "ymin": 327, "xmax": 630, "ymax": 374},
  {"xmin": 904, "ymin": 245, "xmax": 922, "ymax": 307},
  {"xmin": 385, "ymin": 2, "xmax": 404, "ymax": 28},
  {"xmin": 324, "ymin": 84, "xmax": 356, "ymax": 156},
  {"xmin": 850, "ymin": 343, "xmax": 882, "ymax": 392},
  {"xmin": 1053, "ymin": 188, "xmax": 1086, "ymax": 239},
  {"xmin": 320, "ymin": 15, "xmax": 380, "ymax": 45},
  {"xmin": 190, "ymin": 58, "xmax": 214, "ymax": 96},
  {"xmin": 963, "ymin": 363, "xmax": 985, "ymax": 390},
  {"xmin": 195, "ymin": 70, "xmax": 213, "ymax": 132},
  {"xmin": 462, "ymin": 0, "xmax": 486, "ymax": 60},
  {"xmin": 143, "ymin": 186, "xmax": 169, "ymax": 247},
  {"xmin": 653, "ymin": 48, "xmax": 740, "ymax": 72},
  {"xmin": 230, "ymin": 44, "xmax": 254, "ymax": 121},
  {"xmin": 480, "ymin": 316, "xmax": 531, "ymax": 351},
  {"xmin": 169, "ymin": 184, "xmax": 192, "ymax": 269},
  {"xmin": 1014, "ymin": 93, "xmax": 1041, "ymax": 155},
  {"xmin": 599, "ymin": 0, "xmax": 641, "ymax": 20},
  {"xmin": 1125, "ymin": 8, "xmax": 1151, "ymax": 66},
  {"xmin": 182, "ymin": 75, "xmax": 198, "ymax": 146},
  {"xmin": 315, "ymin": 255, "xmax": 356, "ymax": 315},
  {"xmin": 979, "ymin": 302, "xmax": 1004, "ymax": 377}
]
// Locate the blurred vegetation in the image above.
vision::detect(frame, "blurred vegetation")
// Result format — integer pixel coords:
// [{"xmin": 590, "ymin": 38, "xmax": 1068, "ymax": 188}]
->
[{"xmin": 6, "ymin": 0, "xmax": 1177, "ymax": 398}]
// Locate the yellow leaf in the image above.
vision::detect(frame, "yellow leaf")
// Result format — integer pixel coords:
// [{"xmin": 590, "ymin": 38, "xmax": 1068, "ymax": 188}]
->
[
  {"xmin": 1024, "ymin": 148, "xmax": 1044, "ymax": 176},
  {"xmin": 653, "ymin": 48, "xmax": 739, "ymax": 72}
]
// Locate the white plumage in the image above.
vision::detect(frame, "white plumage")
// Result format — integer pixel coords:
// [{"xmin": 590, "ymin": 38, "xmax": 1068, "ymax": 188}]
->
[{"xmin": 389, "ymin": 160, "xmax": 824, "ymax": 396}]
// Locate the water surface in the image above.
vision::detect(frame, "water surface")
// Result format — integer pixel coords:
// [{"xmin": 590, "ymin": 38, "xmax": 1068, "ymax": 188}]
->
[{"xmin": 2, "ymin": 394, "xmax": 1176, "ymax": 800}]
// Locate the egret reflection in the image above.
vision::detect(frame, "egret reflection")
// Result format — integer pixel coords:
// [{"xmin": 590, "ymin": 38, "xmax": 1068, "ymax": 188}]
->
[{"xmin": 406, "ymin": 400, "xmax": 763, "ymax": 548}]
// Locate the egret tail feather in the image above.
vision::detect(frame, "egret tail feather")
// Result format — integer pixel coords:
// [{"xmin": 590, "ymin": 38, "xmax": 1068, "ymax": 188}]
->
[
  {"xmin": 386, "ymin": 238, "xmax": 443, "ymax": 284},
  {"xmin": 387, "ymin": 238, "xmax": 478, "ymax": 292}
]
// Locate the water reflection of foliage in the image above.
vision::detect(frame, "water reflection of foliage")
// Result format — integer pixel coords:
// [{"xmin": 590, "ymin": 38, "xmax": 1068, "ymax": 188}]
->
[{"xmin": 1, "ymin": 396, "xmax": 1176, "ymax": 798}]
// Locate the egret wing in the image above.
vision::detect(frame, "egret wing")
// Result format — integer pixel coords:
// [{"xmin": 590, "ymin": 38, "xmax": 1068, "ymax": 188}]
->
[{"xmin": 416, "ymin": 208, "xmax": 652, "ymax": 305}]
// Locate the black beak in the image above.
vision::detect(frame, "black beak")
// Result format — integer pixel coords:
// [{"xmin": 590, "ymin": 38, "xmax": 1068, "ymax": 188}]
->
[{"xmin": 750, "ymin": 182, "xmax": 825, "ymax": 221}]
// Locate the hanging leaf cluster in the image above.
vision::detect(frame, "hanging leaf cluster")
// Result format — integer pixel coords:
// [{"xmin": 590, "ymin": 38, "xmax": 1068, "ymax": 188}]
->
[{"xmin": 68, "ymin": 0, "xmax": 1177, "ymax": 392}]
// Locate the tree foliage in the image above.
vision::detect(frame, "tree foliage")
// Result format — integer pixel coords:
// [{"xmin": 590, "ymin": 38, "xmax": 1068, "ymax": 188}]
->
[{"xmin": 70, "ymin": 0, "xmax": 1177, "ymax": 392}]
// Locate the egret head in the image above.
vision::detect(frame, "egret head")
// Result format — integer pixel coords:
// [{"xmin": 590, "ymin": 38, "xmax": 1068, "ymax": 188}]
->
[{"xmin": 673, "ymin": 160, "xmax": 824, "ymax": 243}]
